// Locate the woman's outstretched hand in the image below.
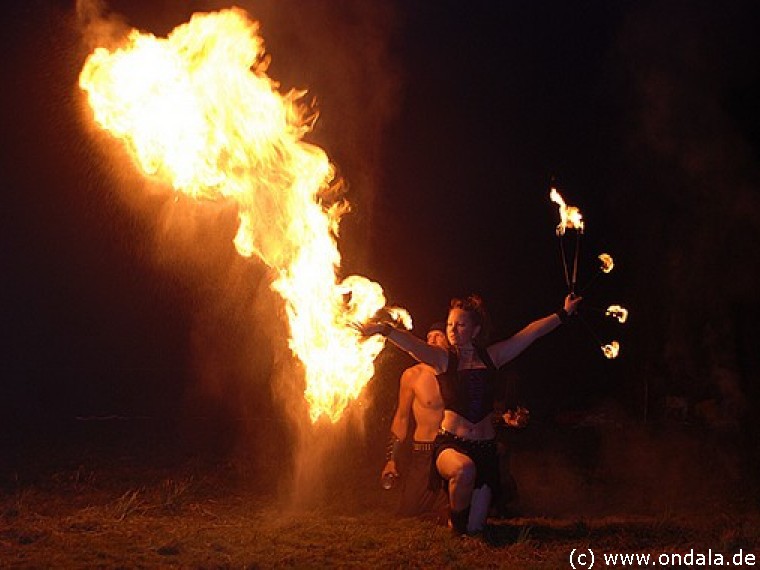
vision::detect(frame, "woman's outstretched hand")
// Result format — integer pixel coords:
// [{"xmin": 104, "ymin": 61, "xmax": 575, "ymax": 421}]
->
[{"xmin": 352, "ymin": 321, "xmax": 389, "ymax": 337}]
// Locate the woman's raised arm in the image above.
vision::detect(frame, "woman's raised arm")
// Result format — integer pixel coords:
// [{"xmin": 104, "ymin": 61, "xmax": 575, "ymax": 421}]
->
[
  {"xmin": 358, "ymin": 322, "xmax": 449, "ymax": 374},
  {"xmin": 487, "ymin": 294, "xmax": 581, "ymax": 368}
]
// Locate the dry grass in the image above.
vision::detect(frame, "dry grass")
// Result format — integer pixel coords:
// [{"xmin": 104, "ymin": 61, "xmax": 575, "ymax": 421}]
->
[
  {"xmin": 2, "ymin": 418, "xmax": 758, "ymax": 568},
  {"xmin": 1, "ymin": 460, "xmax": 758, "ymax": 569}
]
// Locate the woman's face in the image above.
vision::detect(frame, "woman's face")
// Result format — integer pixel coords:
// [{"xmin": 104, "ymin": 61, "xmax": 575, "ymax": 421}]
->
[{"xmin": 446, "ymin": 308, "xmax": 481, "ymax": 347}]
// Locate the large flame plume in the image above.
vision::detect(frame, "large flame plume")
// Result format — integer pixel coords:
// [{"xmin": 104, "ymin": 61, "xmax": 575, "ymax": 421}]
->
[{"xmin": 79, "ymin": 8, "xmax": 408, "ymax": 423}]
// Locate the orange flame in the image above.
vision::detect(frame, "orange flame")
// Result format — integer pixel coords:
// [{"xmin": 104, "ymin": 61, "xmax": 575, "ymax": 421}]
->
[
  {"xmin": 599, "ymin": 253, "xmax": 614, "ymax": 273},
  {"xmin": 386, "ymin": 307, "xmax": 413, "ymax": 330},
  {"xmin": 78, "ymin": 8, "xmax": 409, "ymax": 423},
  {"xmin": 549, "ymin": 187, "xmax": 584, "ymax": 235},
  {"xmin": 601, "ymin": 341, "xmax": 620, "ymax": 359},
  {"xmin": 605, "ymin": 305, "xmax": 628, "ymax": 324}
]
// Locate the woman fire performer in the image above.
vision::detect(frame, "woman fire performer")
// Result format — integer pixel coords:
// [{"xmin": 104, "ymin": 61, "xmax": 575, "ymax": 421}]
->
[{"xmin": 358, "ymin": 293, "xmax": 581, "ymax": 535}]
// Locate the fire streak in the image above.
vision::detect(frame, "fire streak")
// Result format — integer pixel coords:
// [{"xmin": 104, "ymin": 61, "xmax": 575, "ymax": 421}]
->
[
  {"xmin": 549, "ymin": 187, "xmax": 584, "ymax": 235},
  {"xmin": 78, "ymin": 8, "xmax": 409, "ymax": 423},
  {"xmin": 605, "ymin": 305, "xmax": 628, "ymax": 324},
  {"xmin": 599, "ymin": 253, "xmax": 614, "ymax": 273},
  {"xmin": 601, "ymin": 341, "xmax": 620, "ymax": 359}
]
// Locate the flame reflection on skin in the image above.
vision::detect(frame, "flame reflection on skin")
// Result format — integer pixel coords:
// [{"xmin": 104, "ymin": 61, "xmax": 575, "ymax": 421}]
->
[{"xmin": 78, "ymin": 8, "xmax": 409, "ymax": 423}]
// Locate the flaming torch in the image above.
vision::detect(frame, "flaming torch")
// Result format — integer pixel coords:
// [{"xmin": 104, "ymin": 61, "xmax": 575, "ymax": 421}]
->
[
  {"xmin": 549, "ymin": 187, "xmax": 626, "ymax": 359},
  {"xmin": 550, "ymin": 187, "xmax": 584, "ymax": 294},
  {"xmin": 78, "ymin": 8, "xmax": 409, "ymax": 423}
]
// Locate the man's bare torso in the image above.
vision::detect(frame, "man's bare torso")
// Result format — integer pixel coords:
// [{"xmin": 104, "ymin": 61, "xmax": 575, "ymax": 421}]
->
[{"xmin": 408, "ymin": 363, "xmax": 445, "ymax": 441}]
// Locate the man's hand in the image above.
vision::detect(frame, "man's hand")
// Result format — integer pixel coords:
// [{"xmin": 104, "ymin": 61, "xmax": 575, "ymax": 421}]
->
[{"xmin": 381, "ymin": 460, "xmax": 399, "ymax": 479}]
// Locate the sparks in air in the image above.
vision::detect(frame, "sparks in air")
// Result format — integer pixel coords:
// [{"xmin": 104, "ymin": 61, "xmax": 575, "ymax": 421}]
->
[{"xmin": 78, "ymin": 8, "xmax": 409, "ymax": 423}]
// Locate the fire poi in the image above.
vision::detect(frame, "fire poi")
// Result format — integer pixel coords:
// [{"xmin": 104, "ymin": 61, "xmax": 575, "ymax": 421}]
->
[
  {"xmin": 78, "ymin": 8, "xmax": 410, "ymax": 423},
  {"xmin": 605, "ymin": 304, "xmax": 628, "ymax": 324},
  {"xmin": 549, "ymin": 186, "xmax": 584, "ymax": 294},
  {"xmin": 549, "ymin": 187, "xmax": 626, "ymax": 359},
  {"xmin": 599, "ymin": 253, "xmax": 614, "ymax": 273},
  {"xmin": 602, "ymin": 341, "xmax": 620, "ymax": 359}
]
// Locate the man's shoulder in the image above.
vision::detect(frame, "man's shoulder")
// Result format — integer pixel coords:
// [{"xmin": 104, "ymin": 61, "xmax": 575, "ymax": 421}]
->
[{"xmin": 402, "ymin": 363, "xmax": 437, "ymax": 383}]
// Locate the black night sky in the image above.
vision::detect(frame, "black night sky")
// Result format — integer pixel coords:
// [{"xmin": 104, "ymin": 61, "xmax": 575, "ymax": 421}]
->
[{"xmin": 2, "ymin": 0, "xmax": 760, "ymax": 489}]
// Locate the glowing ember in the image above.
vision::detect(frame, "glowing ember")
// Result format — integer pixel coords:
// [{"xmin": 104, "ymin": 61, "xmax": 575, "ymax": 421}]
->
[
  {"xmin": 601, "ymin": 341, "xmax": 620, "ymax": 359},
  {"xmin": 550, "ymin": 187, "xmax": 584, "ymax": 235},
  {"xmin": 605, "ymin": 304, "xmax": 628, "ymax": 324},
  {"xmin": 79, "ymin": 8, "xmax": 409, "ymax": 423},
  {"xmin": 599, "ymin": 253, "xmax": 614, "ymax": 273}
]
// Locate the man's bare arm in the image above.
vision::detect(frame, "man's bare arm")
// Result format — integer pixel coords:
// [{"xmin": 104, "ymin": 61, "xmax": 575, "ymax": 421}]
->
[{"xmin": 390, "ymin": 368, "xmax": 416, "ymax": 442}]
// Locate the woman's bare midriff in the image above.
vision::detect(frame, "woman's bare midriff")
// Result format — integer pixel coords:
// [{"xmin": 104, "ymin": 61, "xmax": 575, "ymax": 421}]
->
[{"xmin": 440, "ymin": 410, "xmax": 495, "ymax": 440}]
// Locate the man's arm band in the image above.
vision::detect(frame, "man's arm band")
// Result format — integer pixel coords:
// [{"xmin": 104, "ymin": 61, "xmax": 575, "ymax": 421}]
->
[{"xmin": 385, "ymin": 433, "xmax": 401, "ymax": 462}]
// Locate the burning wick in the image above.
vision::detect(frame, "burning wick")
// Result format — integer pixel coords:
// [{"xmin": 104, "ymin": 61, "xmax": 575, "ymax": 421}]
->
[
  {"xmin": 386, "ymin": 307, "xmax": 413, "ymax": 330},
  {"xmin": 550, "ymin": 187, "xmax": 584, "ymax": 236},
  {"xmin": 605, "ymin": 305, "xmax": 628, "ymax": 324},
  {"xmin": 549, "ymin": 189, "xmax": 623, "ymax": 360},
  {"xmin": 550, "ymin": 187, "xmax": 584, "ymax": 293},
  {"xmin": 369, "ymin": 306, "xmax": 413, "ymax": 331},
  {"xmin": 575, "ymin": 311, "xmax": 624, "ymax": 360},
  {"xmin": 578, "ymin": 252, "xmax": 615, "ymax": 294},
  {"xmin": 601, "ymin": 341, "xmax": 620, "ymax": 359},
  {"xmin": 599, "ymin": 253, "xmax": 614, "ymax": 273}
]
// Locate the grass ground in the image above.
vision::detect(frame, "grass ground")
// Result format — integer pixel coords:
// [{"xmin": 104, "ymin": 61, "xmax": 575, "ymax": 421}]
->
[{"xmin": 1, "ymin": 420, "xmax": 758, "ymax": 568}]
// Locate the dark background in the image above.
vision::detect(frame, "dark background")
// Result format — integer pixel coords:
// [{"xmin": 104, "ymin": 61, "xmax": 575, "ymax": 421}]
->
[{"xmin": 2, "ymin": 0, "xmax": 760, "ymax": 500}]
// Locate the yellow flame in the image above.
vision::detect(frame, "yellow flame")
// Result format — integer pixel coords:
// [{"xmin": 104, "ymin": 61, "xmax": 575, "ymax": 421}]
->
[
  {"xmin": 599, "ymin": 253, "xmax": 614, "ymax": 273},
  {"xmin": 550, "ymin": 187, "xmax": 584, "ymax": 235},
  {"xmin": 79, "ymin": 8, "xmax": 408, "ymax": 423},
  {"xmin": 601, "ymin": 341, "xmax": 620, "ymax": 359},
  {"xmin": 605, "ymin": 304, "xmax": 628, "ymax": 324},
  {"xmin": 387, "ymin": 307, "xmax": 413, "ymax": 330}
]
